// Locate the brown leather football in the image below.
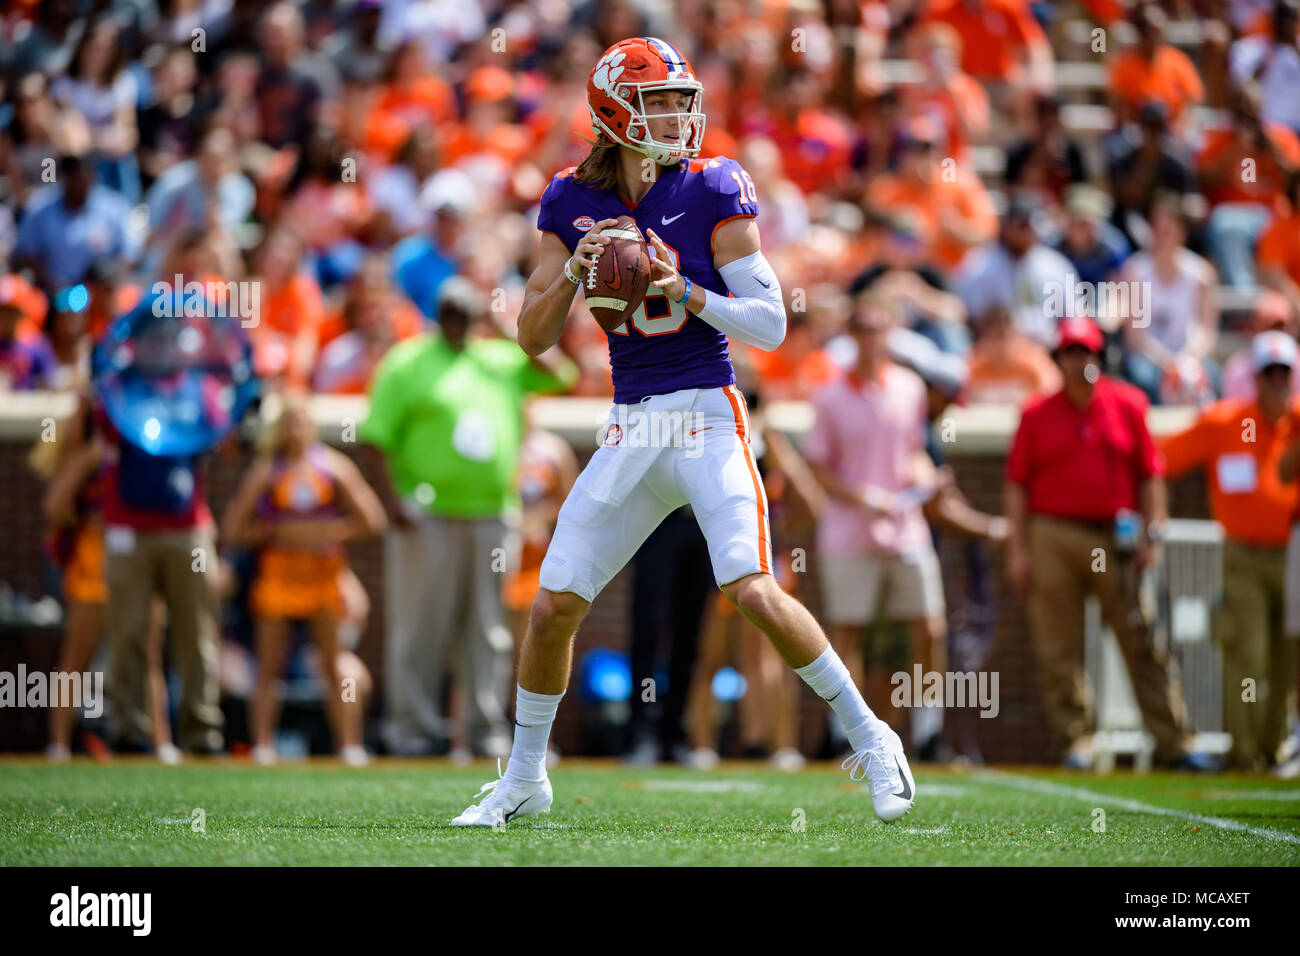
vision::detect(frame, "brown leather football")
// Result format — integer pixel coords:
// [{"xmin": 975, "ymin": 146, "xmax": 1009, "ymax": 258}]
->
[{"xmin": 583, "ymin": 215, "xmax": 651, "ymax": 332}]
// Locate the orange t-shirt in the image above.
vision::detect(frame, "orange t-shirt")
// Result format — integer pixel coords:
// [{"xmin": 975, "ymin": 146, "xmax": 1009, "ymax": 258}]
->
[
  {"xmin": 1161, "ymin": 397, "xmax": 1300, "ymax": 547},
  {"xmin": 364, "ymin": 78, "xmax": 456, "ymax": 160},
  {"xmin": 317, "ymin": 297, "xmax": 424, "ymax": 349},
  {"xmin": 866, "ymin": 167, "xmax": 997, "ymax": 269},
  {"xmin": 904, "ymin": 73, "xmax": 988, "ymax": 163},
  {"xmin": 1198, "ymin": 123, "xmax": 1300, "ymax": 206},
  {"xmin": 747, "ymin": 342, "xmax": 841, "ymax": 400},
  {"xmin": 6, "ymin": 273, "xmax": 50, "ymax": 340},
  {"xmin": 921, "ymin": 0, "xmax": 1045, "ymax": 81},
  {"xmin": 967, "ymin": 333, "xmax": 1063, "ymax": 405},
  {"xmin": 249, "ymin": 272, "xmax": 325, "ymax": 386},
  {"xmin": 1108, "ymin": 46, "xmax": 1204, "ymax": 124},
  {"xmin": 1256, "ymin": 210, "xmax": 1300, "ymax": 286}
]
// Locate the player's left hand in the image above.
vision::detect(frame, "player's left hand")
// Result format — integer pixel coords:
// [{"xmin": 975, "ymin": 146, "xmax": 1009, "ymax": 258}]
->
[{"xmin": 646, "ymin": 229, "xmax": 686, "ymax": 302}]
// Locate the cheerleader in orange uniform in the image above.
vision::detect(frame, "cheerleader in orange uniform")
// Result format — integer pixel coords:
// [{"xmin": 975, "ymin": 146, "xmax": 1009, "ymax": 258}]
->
[{"xmin": 222, "ymin": 396, "xmax": 386, "ymax": 764}]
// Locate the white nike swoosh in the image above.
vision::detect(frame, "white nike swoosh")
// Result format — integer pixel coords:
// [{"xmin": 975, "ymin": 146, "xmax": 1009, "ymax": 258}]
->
[{"xmin": 661, "ymin": 212, "xmax": 685, "ymax": 225}]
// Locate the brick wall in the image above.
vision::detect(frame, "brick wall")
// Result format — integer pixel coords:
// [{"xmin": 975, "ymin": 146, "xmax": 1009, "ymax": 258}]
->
[{"xmin": 0, "ymin": 422, "xmax": 1210, "ymax": 762}]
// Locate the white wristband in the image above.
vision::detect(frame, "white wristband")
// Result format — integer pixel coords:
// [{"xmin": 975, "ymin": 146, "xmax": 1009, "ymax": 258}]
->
[{"xmin": 563, "ymin": 258, "xmax": 582, "ymax": 285}]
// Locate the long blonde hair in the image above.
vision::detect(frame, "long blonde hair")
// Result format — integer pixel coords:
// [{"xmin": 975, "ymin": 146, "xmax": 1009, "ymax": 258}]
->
[{"xmin": 573, "ymin": 131, "xmax": 622, "ymax": 190}]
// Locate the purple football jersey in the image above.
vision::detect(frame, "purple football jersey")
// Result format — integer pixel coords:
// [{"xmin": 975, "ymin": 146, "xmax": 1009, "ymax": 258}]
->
[{"xmin": 537, "ymin": 156, "xmax": 759, "ymax": 404}]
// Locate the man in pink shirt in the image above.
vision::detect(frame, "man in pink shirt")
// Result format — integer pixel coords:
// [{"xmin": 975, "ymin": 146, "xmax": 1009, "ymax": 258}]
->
[{"xmin": 804, "ymin": 293, "xmax": 947, "ymax": 753}]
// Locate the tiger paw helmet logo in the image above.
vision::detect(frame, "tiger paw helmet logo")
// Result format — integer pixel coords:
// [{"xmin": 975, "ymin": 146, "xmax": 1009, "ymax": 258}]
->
[{"xmin": 592, "ymin": 51, "xmax": 627, "ymax": 97}]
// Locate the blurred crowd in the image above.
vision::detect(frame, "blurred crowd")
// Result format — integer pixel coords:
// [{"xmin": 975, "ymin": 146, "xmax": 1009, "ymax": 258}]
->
[{"xmin": 4, "ymin": 0, "xmax": 1300, "ymax": 773}]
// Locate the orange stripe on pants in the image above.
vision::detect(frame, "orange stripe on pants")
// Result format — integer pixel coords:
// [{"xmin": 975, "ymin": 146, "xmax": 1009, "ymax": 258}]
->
[{"xmin": 724, "ymin": 385, "xmax": 771, "ymax": 574}]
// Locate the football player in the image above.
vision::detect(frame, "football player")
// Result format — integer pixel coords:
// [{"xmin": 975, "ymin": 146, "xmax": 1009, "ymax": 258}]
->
[{"xmin": 452, "ymin": 37, "xmax": 915, "ymax": 827}]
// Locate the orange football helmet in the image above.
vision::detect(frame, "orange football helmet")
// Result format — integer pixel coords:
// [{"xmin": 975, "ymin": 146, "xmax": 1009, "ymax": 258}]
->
[{"xmin": 587, "ymin": 37, "xmax": 706, "ymax": 165}]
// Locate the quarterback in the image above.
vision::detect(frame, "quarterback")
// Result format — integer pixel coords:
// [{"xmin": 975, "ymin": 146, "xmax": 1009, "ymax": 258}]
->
[{"xmin": 451, "ymin": 37, "xmax": 915, "ymax": 826}]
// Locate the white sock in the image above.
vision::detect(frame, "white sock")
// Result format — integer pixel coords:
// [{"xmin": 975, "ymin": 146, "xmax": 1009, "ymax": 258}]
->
[
  {"xmin": 795, "ymin": 647, "xmax": 878, "ymax": 752},
  {"xmin": 506, "ymin": 685, "xmax": 562, "ymax": 782},
  {"xmin": 912, "ymin": 705, "xmax": 944, "ymax": 747}
]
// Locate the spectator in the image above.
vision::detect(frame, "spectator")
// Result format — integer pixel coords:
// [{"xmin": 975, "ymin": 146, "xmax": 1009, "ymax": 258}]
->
[
  {"xmin": 365, "ymin": 40, "xmax": 455, "ymax": 165},
  {"xmin": 1004, "ymin": 315, "xmax": 1196, "ymax": 769},
  {"xmin": 245, "ymin": 227, "xmax": 326, "ymax": 388},
  {"xmin": 1257, "ymin": 170, "xmax": 1300, "ymax": 317},
  {"xmin": 803, "ymin": 293, "xmax": 948, "ymax": 757},
  {"xmin": 901, "ymin": 22, "xmax": 988, "ymax": 167},
  {"xmin": 4, "ymin": 0, "xmax": 86, "ymax": 79},
  {"xmin": 1053, "ymin": 184, "xmax": 1132, "ymax": 288},
  {"xmin": 136, "ymin": 46, "xmax": 204, "ymax": 185},
  {"xmin": 366, "ymin": 126, "xmax": 441, "ymax": 243},
  {"xmin": 360, "ymin": 277, "xmax": 576, "ymax": 757},
  {"xmin": 0, "ymin": 275, "xmax": 56, "ymax": 390},
  {"xmin": 1222, "ymin": 291, "xmax": 1300, "ymax": 400},
  {"xmin": 390, "ymin": 169, "xmax": 471, "ymax": 319},
  {"xmin": 51, "ymin": 15, "xmax": 142, "ymax": 203},
  {"xmin": 955, "ymin": 196, "xmax": 1075, "ymax": 348},
  {"xmin": 850, "ymin": 212, "xmax": 969, "ymax": 354},
  {"xmin": 1119, "ymin": 193, "xmax": 1219, "ymax": 405},
  {"xmin": 44, "ymin": 283, "xmax": 95, "ymax": 390},
  {"xmin": 967, "ymin": 306, "xmax": 1062, "ymax": 405},
  {"xmin": 921, "ymin": 0, "xmax": 1053, "ymax": 94},
  {"xmin": 1165, "ymin": 331, "xmax": 1300, "ymax": 770},
  {"xmin": 1104, "ymin": 100, "xmax": 1195, "ymax": 248},
  {"xmin": 15, "ymin": 150, "xmax": 139, "ymax": 291},
  {"xmin": 1228, "ymin": 0, "xmax": 1300, "ymax": 137},
  {"xmin": 1, "ymin": 72, "xmax": 65, "ymax": 210},
  {"xmin": 313, "ymin": 256, "xmax": 421, "ymax": 394},
  {"xmin": 143, "ymin": 125, "xmax": 255, "ymax": 275},
  {"xmin": 865, "ymin": 119, "xmax": 997, "ymax": 271},
  {"xmin": 1107, "ymin": 3, "xmax": 1204, "ymax": 130},
  {"xmin": 1004, "ymin": 92, "xmax": 1088, "ymax": 206},
  {"xmin": 1199, "ymin": 82, "xmax": 1300, "ymax": 287},
  {"xmin": 221, "ymin": 392, "xmax": 387, "ymax": 766},
  {"xmin": 256, "ymin": 3, "xmax": 329, "ymax": 153},
  {"xmin": 281, "ymin": 122, "xmax": 374, "ymax": 287}
]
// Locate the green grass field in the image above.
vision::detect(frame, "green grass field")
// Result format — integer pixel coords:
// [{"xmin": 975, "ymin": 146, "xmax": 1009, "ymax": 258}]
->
[{"xmin": 2, "ymin": 758, "xmax": 1298, "ymax": 866}]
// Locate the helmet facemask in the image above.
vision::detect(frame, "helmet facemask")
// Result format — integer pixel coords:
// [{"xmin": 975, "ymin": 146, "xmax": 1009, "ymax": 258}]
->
[{"xmin": 592, "ymin": 80, "xmax": 706, "ymax": 165}]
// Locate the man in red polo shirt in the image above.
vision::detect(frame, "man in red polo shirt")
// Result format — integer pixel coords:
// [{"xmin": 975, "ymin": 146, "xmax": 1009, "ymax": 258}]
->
[{"xmin": 1005, "ymin": 316, "xmax": 1192, "ymax": 768}]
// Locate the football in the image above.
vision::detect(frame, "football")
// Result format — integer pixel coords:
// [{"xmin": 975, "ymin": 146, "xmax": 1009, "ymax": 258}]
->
[{"xmin": 583, "ymin": 215, "xmax": 651, "ymax": 331}]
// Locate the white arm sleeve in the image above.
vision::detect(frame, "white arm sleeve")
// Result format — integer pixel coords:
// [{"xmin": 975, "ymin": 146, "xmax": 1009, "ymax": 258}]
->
[{"xmin": 695, "ymin": 250, "xmax": 787, "ymax": 351}]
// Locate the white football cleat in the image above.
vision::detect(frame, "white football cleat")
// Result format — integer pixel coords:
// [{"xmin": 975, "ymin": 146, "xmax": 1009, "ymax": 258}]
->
[
  {"xmin": 842, "ymin": 726, "xmax": 915, "ymax": 823},
  {"xmin": 450, "ymin": 760, "xmax": 553, "ymax": 827}
]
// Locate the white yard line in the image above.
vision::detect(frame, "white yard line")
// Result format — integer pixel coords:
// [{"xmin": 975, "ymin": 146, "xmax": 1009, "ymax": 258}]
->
[
  {"xmin": 1196, "ymin": 790, "xmax": 1300, "ymax": 802},
  {"xmin": 971, "ymin": 770, "xmax": 1300, "ymax": 846},
  {"xmin": 639, "ymin": 780, "xmax": 765, "ymax": 793}
]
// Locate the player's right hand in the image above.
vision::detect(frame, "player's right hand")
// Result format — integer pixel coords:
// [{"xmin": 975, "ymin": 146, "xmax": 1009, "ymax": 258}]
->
[{"xmin": 569, "ymin": 218, "xmax": 619, "ymax": 271}]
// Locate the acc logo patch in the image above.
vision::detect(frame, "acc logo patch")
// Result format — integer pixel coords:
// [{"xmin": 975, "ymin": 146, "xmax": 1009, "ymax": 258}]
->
[
  {"xmin": 573, "ymin": 216, "xmax": 596, "ymax": 232},
  {"xmin": 603, "ymin": 424, "xmax": 623, "ymax": 446}
]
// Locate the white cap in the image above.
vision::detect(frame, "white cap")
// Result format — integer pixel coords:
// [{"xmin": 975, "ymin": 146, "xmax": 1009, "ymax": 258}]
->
[
  {"xmin": 1251, "ymin": 330, "xmax": 1298, "ymax": 372},
  {"xmin": 421, "ymin": 169, "xmax": 477, "ymax": 217}
]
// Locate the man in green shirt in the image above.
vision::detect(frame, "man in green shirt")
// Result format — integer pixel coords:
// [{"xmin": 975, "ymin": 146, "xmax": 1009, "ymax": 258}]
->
[{"xmin": 361, "ymin": 278, "xmax": 576, "ymax": 756}]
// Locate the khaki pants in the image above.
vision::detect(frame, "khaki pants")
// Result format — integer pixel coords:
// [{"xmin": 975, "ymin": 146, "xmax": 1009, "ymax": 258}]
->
[
  {"xmin": 1026, "ymin": 517, "xmax": 1187, "ymax": 762},
  {"xmin": 106, "ymin": 527, "xmax": 222, "ymax": 751},
  {"xmin": 1217, "ymin": 541, "xmax": 1300, "ymax": 769},
  {"xmin": 381, "ymin": 514, "xmax": 515, "ymax": 755}
]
